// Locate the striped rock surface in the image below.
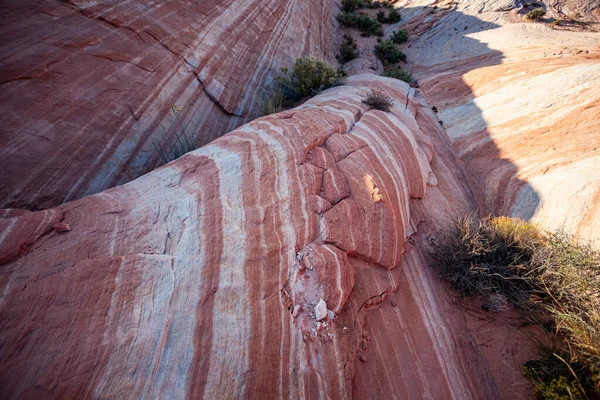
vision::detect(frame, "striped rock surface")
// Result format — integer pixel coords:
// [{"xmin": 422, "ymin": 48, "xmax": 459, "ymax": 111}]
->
[
  {"xmin": 0, "ymin": 0, "xmax": 338, "ymax": 210},
  {"xmin": 396, "ymin": 0, "xmax": 600, "ymax": 244},
  {"xmin": 0, "ymin": 75, "xmax": 499, "ymax": 398}
]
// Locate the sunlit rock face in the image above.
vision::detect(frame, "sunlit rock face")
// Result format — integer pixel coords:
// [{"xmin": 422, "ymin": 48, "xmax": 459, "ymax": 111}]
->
[
  {"xmin": 397, "ymin": 0, "xmax": 600, "ymax": 244},
  {"xmin": 0, "ymin": 0, "xmax": 338, "ymax": 210},
  {"xmin": 0, "ymin": 75, "xmax": 498, "ymax": 399}
]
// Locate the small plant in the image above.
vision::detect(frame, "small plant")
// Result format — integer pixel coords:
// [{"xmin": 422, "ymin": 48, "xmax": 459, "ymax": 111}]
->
[
  {"xmin": 384, "ymin": 67, "xmax": 413, "ymax": 83},
  {"xmin": 376, "ymin": 8, "xmax": 401, "ymax": 23},
  {"xmin": 374, "ymin": 40, "xmax": 406, "ymax": 63},
  {"xmin": 342, "ymin": 0, "xmax": 364, "ymax": 12},
  {"xmin": 390, "ymin": 29, "xmax": 409, "ymax": 43},
  {"xmin": 526, "ymin": 7, "xmax": 546, "ymax": 20},
  {"xmin": 386, "ymin": 8, "xmax": 401, "ymax": 23},
  {"xmin": 362, "ymin": 90, "xmax": 393, "ymax": 112},
  {"xmin": 337, "ymin": 12, "xmax": 382, "ymax": 35},
  {"xmin": 337, "ymin": 36, "xmax": 359, "ymax": 63},
  {"xmin": 152, "ymin": 106, "xmax": 197, "ymax": 164},
  {"xmin": 258, "ymin": 89, "xmax": 287, "ymax": 116}
]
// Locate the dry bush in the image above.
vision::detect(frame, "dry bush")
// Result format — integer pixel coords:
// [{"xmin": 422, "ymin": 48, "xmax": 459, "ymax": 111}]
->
[
  {"xmin": 362, "ymin": 90, "xmax": 393, "ymax": 112},
  {"xmin": 432, "ymin": 215, "xmax": 600, "ymax": 398}
]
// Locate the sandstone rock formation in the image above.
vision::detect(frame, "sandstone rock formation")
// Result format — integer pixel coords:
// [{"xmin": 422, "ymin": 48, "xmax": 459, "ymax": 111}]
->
[
  {"xmin": 0, "ymin": 75, "xmax": 499, "ymax": 399},
  {"xmin": 0, "ymin": 0, "xmax": 338, "ymax": 210},
  {"xmin": 397, "ymin": 0, "xmax": 600, "ymax": 244}
]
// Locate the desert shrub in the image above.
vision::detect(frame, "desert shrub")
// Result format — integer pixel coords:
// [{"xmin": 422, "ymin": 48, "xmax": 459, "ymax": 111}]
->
[
  {"xmin": 432, "ymin": 215, "xmax": 600, "ymax": 398},
  {"xmin": 337, "ymin": 12, "xmax": 382, "ymax": 35},
  {"xmin": 342, "ymin": 0, "xmax": 363, "ymax": 12},
  {"xmin": 377, "ymin": 8, "xmax": 401, "ymax": 23},
  {"xmin": 374, "ymin": 40, "xmax": 406, "ymax": 63},
  {"xmin": 276, "ymin": 58, "xmax": 345, "ymax": 101},
  {"xmin": 390, "ymin": 29, "xmax": 409, "ymax": 43},
  {"xmin": 152, "ymin": 106, "xmax": 197, "ymax": 163},
  {"xmin": 362, "ymin": 90, "xmax": 393, "ymax": 111},
  {"xmin": 386, "ymin": 8, "xmax": 401, "ymax": 23},
  {"xmin": 526, "ymin": 7, "xmax": 546, "ymax": 20},
  {"xmin": 337, "ymin": 36, "xmax": 360, "ymax": 63},
  {"xmin": 384, "ymin": 67, "xmax": 413, "ymax": 83}
]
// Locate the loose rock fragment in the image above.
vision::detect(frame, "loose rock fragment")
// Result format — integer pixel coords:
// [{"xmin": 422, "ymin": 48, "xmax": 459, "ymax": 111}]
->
[
  {"xmin": 315, "ymin": 299, "xmax": 328, "ymax": 321},
  {"xmin": 52, "ymin": 223, "xmax": 71, "ymax": 232}
]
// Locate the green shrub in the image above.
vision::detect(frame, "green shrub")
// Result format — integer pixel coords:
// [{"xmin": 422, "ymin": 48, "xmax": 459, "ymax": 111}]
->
[
  {"xmin": 342, "ymin": 0, "xmax": 363, "ymax": 12},
  {"xmin": 362, "ymin": 90, "xmax": 393, "ymax": 112},
  {"xmin": 390, "ymin": 29, "xmax": 409, "ymax": 43},
  {"xmin": 374, "ymin": 40, "xmax": 406, "ymax": 63},
  {"xmin": 152, "ymin": 106, "xmax": 197, "ymax": 164},
  {"xmin": 432, "ymin": 215, "xmax": 600, "ymax": 398},
  {"xmin": 337, "ymin": 12, "xmax": 382, "ymax": 35},
  {"xmin": 526, "ymin": 7, "xmax": 546, "ymax": 20},
  {"xmin": 275, "ymin": 58, "xmax": 345, "ymax": 101},
  {"xmin": 384, "ymin": 67, "xmax": 413, "ymax": 83},
  {"xmin": 337, "ymin": 36, "xmax": 359, "ymax": 63},
  {"xmin": 386, "ymin": 8, "xmax": 401, "ymax": 23},
  {"xmin": 376, "ymin": 8, "xmax": 401, "ymax": 23}
]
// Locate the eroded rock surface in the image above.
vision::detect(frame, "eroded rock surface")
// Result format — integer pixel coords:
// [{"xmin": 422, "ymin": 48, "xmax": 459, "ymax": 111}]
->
[
  {"xmin": 0, "ymin": 0, "xmax": 338, "ymax": 210},
  {"xmin": 0, "ymin": 75, "xmax": 498, "ymax": 399},
  {"xmin": 397, "ymin": 0, "xmax": 600, "ymax": 244}
]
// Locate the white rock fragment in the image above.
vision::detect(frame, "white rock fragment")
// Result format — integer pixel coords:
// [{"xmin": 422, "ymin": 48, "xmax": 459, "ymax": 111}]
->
[
  {"xmin": 314, "ymin": 299, "xmax": 328, "ymax": 321},
  {"xmin": 327, "ymin": 309, "xmax": 335, "ymax": 320},
  {"xmin": 292, "ymin": 304, "xmax": 301, "ymax": 318}
]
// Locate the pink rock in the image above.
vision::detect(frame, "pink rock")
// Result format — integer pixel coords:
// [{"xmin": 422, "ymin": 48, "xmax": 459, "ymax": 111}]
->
[
  {"xmin": 53, "ymin": 223, "xmax": 71, "ymax": 233},
  {"xmin": 305, "ymin": 147, "xmax": 336, "ymax": 170},
  {"xmin": 0, "ymin": 0, "xmax": 339, "ymax": 210},
  {"xmin": 0, "ymin": 76, "xmax": 498, "ymax": 399},
  {"xmin": 309, "ymin": 195, "xmax": 333, "ymax": 214},
  {"xmin": 321, "ymin": 167, "xmax": 350, "ymax": 204}
]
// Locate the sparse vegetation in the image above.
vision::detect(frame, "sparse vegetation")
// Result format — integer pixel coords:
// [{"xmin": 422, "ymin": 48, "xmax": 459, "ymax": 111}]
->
[
  {"xmin": 376, "ymin": 7, "xmax": 401, "ymax": 23},
  {"xmin": 258, "ymin": 89, "xmax": 287, "ymax": 116},
  {"xmin": 276, "ymin": 58, "xmax": 345, "ymax": 101},
  {"xmin": 374, "ymin": 40, "xmax": 406, "ymax": 63},
  {"xmin": 342, "ymin": 0, "xmax": 363, "ymax": 12},
  {"xmin": 384, "ymin": 67, "xmax": 413, "ymax": 83},
  {"xmin": 259, "ymin": 58, "xmax": 346, "ymax": 116},
  {"xmin": 432, "ymin": 215, "xmax": 600, "ymax": 399},
  {"xmin": 337, "ymin": 35, "xmax": 360, "ymax": 63},
  {"xmin": 386, "ymin": 8, "xmax": 402, "ymax": 23},
  {"xmin": 337, "ymin": 12, "xmax": 383, "ymax": 36},
  {"xmin": 390, "ymin": 29, "xmax": 409, "ymax": 43},
  {"xmin": 362, "ymin": 90, "xmax": 393, "ymax": 111},
  {"xmin": 152, "ymin": 106, "xmax": 197, "ymax": 163},
  {"xmin": 526, "ymin": 7, "xmax": 546, "ymax": 20}
]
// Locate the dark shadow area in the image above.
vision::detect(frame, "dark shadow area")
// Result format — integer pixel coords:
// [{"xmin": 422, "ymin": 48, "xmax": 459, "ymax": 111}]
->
[{"xmin": 394, "ymin": 3, "xmax": 541, "ymax": 221}]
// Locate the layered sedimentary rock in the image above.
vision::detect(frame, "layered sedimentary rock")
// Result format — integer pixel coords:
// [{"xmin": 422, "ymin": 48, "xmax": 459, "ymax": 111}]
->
[
  {"xmin": 0, "ymin": 0, "xmax": 338, "ymax": 210},
  {"xmin": 0, "ymin": 75, "xmax": 498, "ymax": 399},
  {"xmin": 396, "ymin": 0, "xmax": 600, "ymax": 244}
]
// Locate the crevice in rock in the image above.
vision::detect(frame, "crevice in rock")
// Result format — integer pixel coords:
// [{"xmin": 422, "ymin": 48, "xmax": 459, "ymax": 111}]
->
[{"xmin": 185, "ymin": 61, "xmax": 244, "ymax": 117}]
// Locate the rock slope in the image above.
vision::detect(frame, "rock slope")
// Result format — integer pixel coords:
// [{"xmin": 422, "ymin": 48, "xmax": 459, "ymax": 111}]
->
[
  {"xmin": 0, "ymin": 75, "xmax": 499, "ymax": 399},
  {"xmin": 397, "ymin": 0, "xmax": 600, "ymax": 244},
  {"xmin": 0, "ymin": 0, "xmax": 338, "ymax": 210}
]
